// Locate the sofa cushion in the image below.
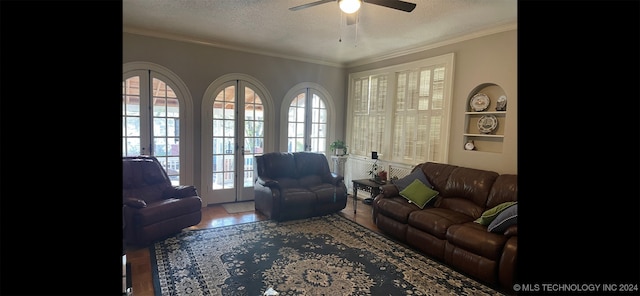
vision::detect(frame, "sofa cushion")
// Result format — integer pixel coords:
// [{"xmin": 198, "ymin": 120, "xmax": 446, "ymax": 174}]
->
[
  {"xmin": 488, "ymin": 203, "xmax": 518, "ymax": 233},
  {"xmin": 393, "ymin": 168, "xmax": 433, "ymax": 192},
  {"xmin": 375, "ymin": 196, "xmax": 421, "ymax": 223},
  {"xmin": 475, "ymin": 201, "xmax": 517, "ymax": 225},
  {"xmin": 420, "ymin": 162, "xmax": 458, "ymax": 192},
  {"xmin": 309, "ymin": 183, "xmax": 346, "ymax": 203},
  {"xmin": 274, "ymin": 177, "xmax": 301, "ymax": 189},
  {"xmin": 300, "ymin": 175, "xmax": 323, "ymax": 187},
  {"xmin": 408, "ymin": 208, "xmax": 475, "ymax": 239},
  {"xmin": 446, "ymin": 222, "xmax": 509, "ymax": 260},
  {"xmin": 260, "ymin": 152, "xmax": 297, "ymax": 179},
  {"xmin": 399, "ymin": 179, "xmax": 439, "ymax": 209},
  {"xmin": 438, "ymin": 197, "xmax": 485, "ymax": 219},
  {"xmin": 295, "ymin": 152, "xmax": 331, "ymax": 177},
  {"xmin": 485, "ymin": 174, "xmax": 518, "ymax": 209}
]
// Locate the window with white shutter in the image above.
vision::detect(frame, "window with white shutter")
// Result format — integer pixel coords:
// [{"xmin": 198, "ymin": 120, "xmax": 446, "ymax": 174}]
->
[{"xmin": 346, "ymin": 53, "xmax": 454, "ymax": 167}]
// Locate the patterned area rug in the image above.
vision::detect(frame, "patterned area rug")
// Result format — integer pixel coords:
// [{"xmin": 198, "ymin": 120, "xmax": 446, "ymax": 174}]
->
[{"xmin": 151, "ymin": 214, "xmax": 505, "ymax": 296}]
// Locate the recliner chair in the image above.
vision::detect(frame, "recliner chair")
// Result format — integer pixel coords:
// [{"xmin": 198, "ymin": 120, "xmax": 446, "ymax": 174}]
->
[{"xmin": 122, "ymin": 155, "xmax": 202, "ymax": 246}]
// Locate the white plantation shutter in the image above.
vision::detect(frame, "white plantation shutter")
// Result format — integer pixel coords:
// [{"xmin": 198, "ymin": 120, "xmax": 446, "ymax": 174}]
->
[
  {"xmin": 392, "ymin": 66, "xmax": 445, "ymax": 163},
  {"xmin": 347, "ymin": 53, "xmax": 453, "ymax": 166},
  {"xmin": 349, "ymin": 75, "xmax": 387, "ymax": 157}
]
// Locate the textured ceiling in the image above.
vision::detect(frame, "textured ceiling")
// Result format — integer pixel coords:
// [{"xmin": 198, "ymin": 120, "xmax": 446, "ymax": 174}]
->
[{"xmin": 123, "ymin": 0, "xmax": 517, "ymax": 66}]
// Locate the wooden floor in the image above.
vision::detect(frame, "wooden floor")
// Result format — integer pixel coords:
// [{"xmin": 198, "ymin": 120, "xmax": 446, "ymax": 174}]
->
[{"xmin": 124, "ymin": 196, "xmax": 379, "ymax": 295}]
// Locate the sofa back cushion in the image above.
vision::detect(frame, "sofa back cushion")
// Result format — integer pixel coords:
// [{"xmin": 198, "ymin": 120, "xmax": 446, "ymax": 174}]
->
[
  {"xmin": 256, "ymin": 152, "xmax": 297, "ymax": 179},
  {"xmin": 294, "ymin": 152, "xmax": 331, "ymax": 179},
  {"xmin": 485, "ymin": 174, "xmax": 518, "ymax": 209},
  {"xmin": 420, "ymin": 162, "xmax": 458, "ymax": 192},
  {"xmin": 123, "ymin": 158, "xmax": 169, "ymax": 188},
  {"xmin": 441, "ymin": 167, "xmax": 498, "ymax": 215},
  {"xmin": 123, "ymin": 156, "xmax": 173, "ymax": 204}
]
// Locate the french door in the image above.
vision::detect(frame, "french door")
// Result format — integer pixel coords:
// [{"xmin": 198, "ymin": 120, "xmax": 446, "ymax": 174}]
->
[
  {"xmin": 203, "ymin": 80, "xmax": 265, "ymax": 204},
  {"xmin": 122, "ymin": 70, "xmax": 183, "ymax": 185}
]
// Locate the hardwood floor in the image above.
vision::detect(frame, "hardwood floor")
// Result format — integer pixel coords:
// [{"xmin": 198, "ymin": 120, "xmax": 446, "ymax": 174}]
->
[{"xmin": 124, "ymin": 196, "xmax": 379, "ymax": 295}]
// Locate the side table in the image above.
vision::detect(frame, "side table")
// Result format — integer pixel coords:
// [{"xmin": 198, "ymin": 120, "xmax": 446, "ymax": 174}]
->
[{"xmin": 351, "ymin": 179, "xmax": 386, "ymax": 214}]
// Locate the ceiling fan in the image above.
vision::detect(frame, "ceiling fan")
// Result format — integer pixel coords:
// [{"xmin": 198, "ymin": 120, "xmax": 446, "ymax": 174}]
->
[{"xmin": 289, "ymin": 0, "xmax": 417, "ymax": 14}]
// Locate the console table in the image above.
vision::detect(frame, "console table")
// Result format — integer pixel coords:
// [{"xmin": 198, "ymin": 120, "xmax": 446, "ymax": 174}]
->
[{"xmin": 351, "ymin": 178, "xmax": 386, "ymax": 214}]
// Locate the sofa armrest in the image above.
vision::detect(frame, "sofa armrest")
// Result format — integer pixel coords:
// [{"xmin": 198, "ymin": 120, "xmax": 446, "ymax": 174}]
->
[
  {"xmin": 256, "ymin": 176, "xmax": 279, "ymax": 188},
  {"xmin": 379, "ymin": 184, "xmax": 399, "ymax": 197},
  {"xmin": 503, "ymin": 224, "xmax": 518, "ymax": 237},
  {"xmin": 123, "ymin": 198, "xmax": 147, "ymax": 208},
  {"xmin": 328, "ymin": 173, "xmax": 344, "ymax": 186},
  {"xmin": 162, "ymin": 185, "xmax": 199, "ymax": 199},
  {"xmin": 173, "ymin": 185, "xmax": 199, "ymax": 198}
]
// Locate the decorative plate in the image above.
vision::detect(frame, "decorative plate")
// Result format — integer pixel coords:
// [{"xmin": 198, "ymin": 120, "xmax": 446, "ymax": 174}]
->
[
  {"xmin": 496, "ymin": 95, "xmax": 507, "ymax": 111},
  {"xmin": 478, "ymin": 115, "xmax": 498, "ymax": 134},
  {"xmin": 470, "ymin": 93, "xmax": 490, "ymax": 112}
]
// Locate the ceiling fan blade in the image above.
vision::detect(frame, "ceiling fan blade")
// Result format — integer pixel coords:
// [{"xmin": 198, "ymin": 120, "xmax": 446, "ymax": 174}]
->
[
  {"xmin": 289, "ymin": 0, "xmax": 335, "ymax": 11},
  {"xmin": 364, "ymin": 0, "xmax": 416, "ymax": 12}
]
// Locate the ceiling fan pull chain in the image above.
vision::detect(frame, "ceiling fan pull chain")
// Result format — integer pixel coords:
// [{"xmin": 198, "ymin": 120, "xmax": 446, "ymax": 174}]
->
[
  {"xmin": 339, "ymin": 10, "xmax": 343, "ymax": 42},
  {"xmin": 354, "ymin": 12, "xmax": 358, "ymax": 47}
]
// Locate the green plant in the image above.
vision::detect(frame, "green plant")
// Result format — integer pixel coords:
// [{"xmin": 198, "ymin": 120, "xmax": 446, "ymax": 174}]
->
[
  {"xmin": 329, "ymin": 140, "xmax": 347, "ymax": 152},
  {"xmin": 368, "ymin": 161, "xmax": 379, "ymax": 177}
]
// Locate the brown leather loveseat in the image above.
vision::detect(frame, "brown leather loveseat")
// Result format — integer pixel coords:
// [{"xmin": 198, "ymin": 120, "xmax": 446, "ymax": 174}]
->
[
  {"xmin": 373, "ymin": 162, "xmax": 517, "ymax": 294},
  {"xmin": 122, "ymin": 155, "xmax": 202, "ymax": 246},
  {"xmin": 254, "ymin": 151, "xmax": 348, "ymax": 221}
]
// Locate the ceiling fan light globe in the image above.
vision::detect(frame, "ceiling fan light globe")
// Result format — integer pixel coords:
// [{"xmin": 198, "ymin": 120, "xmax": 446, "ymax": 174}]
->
[{"xmin": 339, "ymin": 0, "xmax": 361, "ymax": 14}]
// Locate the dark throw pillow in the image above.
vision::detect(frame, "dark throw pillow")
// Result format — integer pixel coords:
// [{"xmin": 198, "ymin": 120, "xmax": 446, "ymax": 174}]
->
[
  {"xmin": 474, "ymin": 201, "xmax": 517, "ymax": 225},
  {"xmin": 392, "ymin": 168, "xmax": 433, "ymax": 192},
  {"xmin": 398, "ymin": 179, "xmax": 439, "ymax": 209},
  {"xmin": 487, "ymin": 203, "xmax": 518, "ymax": 233}
]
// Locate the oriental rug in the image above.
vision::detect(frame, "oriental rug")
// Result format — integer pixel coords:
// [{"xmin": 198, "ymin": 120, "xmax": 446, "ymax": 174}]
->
[{"xmin": 151, "ymin": 214, "xmax": 505, "ymax": 296}]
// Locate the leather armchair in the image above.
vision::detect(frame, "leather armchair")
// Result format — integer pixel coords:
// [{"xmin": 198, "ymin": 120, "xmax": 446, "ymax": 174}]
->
[
  {"xmin": 122, "ymin": 155, "xmax": 202, "ymax": 246},
  {"xmin": 254, "ymin": 152, "xmax": 347, "ymax": 221}
]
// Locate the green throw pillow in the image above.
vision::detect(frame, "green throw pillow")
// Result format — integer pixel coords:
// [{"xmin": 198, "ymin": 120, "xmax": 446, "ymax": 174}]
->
[
  {"xmin": 475, "ymin": 201, "xmax": 517, "ymax": 225},
  {"xmin": 399, "ymin": 179, "xmax": 439, "ymax": 209}
]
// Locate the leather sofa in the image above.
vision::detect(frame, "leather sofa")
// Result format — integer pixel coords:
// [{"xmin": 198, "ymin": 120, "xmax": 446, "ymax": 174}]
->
[
  {"xmin": 372, "ymin": 162, "xmax": 517, "ymax": 294},
  {"xmin": 254, "ymin": 152, "xmax": 348, "ymax": 221},
  {"xmin": 122, "ymin": 155, "xmax": 202, "ymax": 246}
]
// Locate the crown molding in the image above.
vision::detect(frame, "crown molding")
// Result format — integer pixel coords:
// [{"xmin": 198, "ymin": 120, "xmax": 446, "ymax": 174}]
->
[
  {"xmin": 123, "ymin": 27, "xmax": 345, "ymax": 68},
  {"xmin": 345, "ymin": 22, "xmax": 517, "ymax": 68},
  {"xmin": 124, "ymin": 22, "xmax": 517, "ymax": 69}
]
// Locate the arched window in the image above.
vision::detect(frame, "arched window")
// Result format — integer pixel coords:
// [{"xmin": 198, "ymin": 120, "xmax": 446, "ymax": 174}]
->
[
  {"xmin": 281, "ymin": 83, "xmax": 337, "ymax": 155},
  {"xmin": 122, "ymin": 62, "xmax": 194, "ymax": 185}
]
